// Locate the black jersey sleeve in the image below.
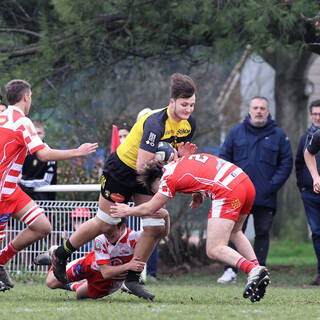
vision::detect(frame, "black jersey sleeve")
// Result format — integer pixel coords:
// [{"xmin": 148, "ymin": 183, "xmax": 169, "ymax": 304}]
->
[
  {"xmin": 307, "ymin": 130, "xmax": 320, "ymax": 155},
  {"xmin": 139, "ymin": 113, "xmax": 165, "ymax": 153}
]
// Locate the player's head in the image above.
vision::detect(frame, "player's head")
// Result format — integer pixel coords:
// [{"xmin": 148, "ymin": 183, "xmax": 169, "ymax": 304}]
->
[
  {"xmin": 118, "ymin": 122, "xmax": 131, "ymax": 143},
  {"xmin": 5, "ymin": 79, "xmax": 32, "ymax": 115},
  {"xmin": 170, "ymin": 73, "xmax": 195, "ymax": 100},
  {"xmin": 32, "ymin": 119, "xmax": 46, "ymax": 140},
  {"xmin": 138, "ymin": 160, "xmax": 165, "ymax": 193},
  {"xmin": 169, "ymin": 73, "xmax": 196, "ymax": 121},
  {"xmin": 104, "ymin": 218, "xmax": 127, "ymax": 244}
]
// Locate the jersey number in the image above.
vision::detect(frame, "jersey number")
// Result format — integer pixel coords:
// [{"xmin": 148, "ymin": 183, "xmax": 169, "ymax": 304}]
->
[{"xmin": 188, "ymin": 154, "xmax": 209, "ymax": 163}]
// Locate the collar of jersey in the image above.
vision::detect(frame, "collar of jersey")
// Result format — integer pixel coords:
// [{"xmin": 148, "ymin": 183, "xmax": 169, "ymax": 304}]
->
[{"xmin": 8, "ymin": 105, "xmax": 25, "ymax": 116}]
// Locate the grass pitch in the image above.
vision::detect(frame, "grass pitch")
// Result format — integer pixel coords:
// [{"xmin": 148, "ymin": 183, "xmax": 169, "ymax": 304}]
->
[{"xmin": 1, "ymin": 240, "xmax": 320, "ymax": 320}]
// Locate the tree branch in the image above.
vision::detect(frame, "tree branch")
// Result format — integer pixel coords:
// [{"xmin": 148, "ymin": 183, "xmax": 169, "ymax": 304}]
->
[{"xmin": 0, "ymin": 28, "xmax": 41, "ymax": 38}]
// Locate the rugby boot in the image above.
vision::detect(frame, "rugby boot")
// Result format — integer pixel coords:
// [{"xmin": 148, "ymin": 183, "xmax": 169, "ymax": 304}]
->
[
  {"xmin": 243, "ymin": 266, "xmax": 270, "ymax": 302},
  {"xmin": 33, "ymin": 252, "xmax": 52, "ymax": 266},
  {"xmin": 0, "ymin": 265, "xmax": 14, "ymax": 289},
  {"xmin": 51, "ymin": 250, "xmax": 68, "ymax": 283},
  {"xmin": 0, "ymin": 280, "xmax": 7, "ymax": 292},
  {"xmin": 122, "ymin": 280, "xmax": 155, "ymax": 300}
]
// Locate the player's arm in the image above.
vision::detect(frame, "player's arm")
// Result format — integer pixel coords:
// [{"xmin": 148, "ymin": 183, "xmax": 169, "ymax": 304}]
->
[
  {"xmin": 110, "ymin": 192, "xmax": 169, "ymax": 218},
  {"xmin": 189, "ymin": 192, "xmax": 204, "ymax": 210},
  {"xmin": 136, "ymin": 148, "xmax": 155, "ymax": 172},
  {"xmin": 177, "ymin": 141, "xmax": 197, "ymax": 157},
  {"xmin": 304, "ymin": 148, "xmax": 320, "ymax": 193},
  {"xmin": 99, "ymin": 257, "xmax": 145, "ymax": 280},
  {"xmin": 35, "ymin": 143, "xmax": 98, "ymax": 162}
]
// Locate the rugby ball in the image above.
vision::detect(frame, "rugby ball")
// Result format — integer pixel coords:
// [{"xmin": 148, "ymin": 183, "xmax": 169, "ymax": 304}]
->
[{"xmin": 155, "ymin": 142, "xmax": 175, "ymax": 162}]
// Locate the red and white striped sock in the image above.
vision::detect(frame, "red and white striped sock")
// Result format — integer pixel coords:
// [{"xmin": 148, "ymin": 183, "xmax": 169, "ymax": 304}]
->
[
  {"xmin": 0, "ymin": 242, "xmax": 18, "ymax": 265},
  {"xmin": 250, "ymin": 258, "xmax": 259, "ymax": 266},
  {"xmin": 236, "ymin": 257, "xmax": 256, "ymax": 274}
]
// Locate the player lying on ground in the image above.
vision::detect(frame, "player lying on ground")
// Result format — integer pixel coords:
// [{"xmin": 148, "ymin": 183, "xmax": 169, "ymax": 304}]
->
[
  {"xmin": 40, "ymin": 215, "xmax": 169, "ymax": 300},
  {"xmin": 110, "ymin": 153, "xmax": 271, "ymax": 303}
]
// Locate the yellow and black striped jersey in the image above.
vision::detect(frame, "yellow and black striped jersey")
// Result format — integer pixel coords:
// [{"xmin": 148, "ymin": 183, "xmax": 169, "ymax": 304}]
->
[{"xmin": 116, "ymin": 107, "xmax": 196, "ymax": 169}]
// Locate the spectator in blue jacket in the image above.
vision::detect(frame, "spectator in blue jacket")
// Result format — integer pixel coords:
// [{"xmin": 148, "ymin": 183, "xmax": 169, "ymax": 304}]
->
[
  {"xmin": 217, "ymin": 96, "xmax": 293, "ymax": 284},
  {"xmin": 296, "ymin": 99, "xmax": 320, "ymax": 285}
]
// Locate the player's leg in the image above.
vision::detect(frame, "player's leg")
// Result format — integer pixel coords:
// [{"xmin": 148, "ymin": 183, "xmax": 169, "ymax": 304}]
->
[
  {"xmin": 75, "ymin": 281, "xmax": 89, "ymax": 299},
  {"xmin": 122, "ymin": 193, "xmax": 165, "ymax": 300},
  {"xmin": 52, "ymin": 195, "xmax": 120, "ymax": 283},
  {"xmin": 0, "ymin": 188, "xmax": 50, "ymax": 289},
  {"xmin": 234, "ymin": 178, "xmax": 270, "ymax": 302}
]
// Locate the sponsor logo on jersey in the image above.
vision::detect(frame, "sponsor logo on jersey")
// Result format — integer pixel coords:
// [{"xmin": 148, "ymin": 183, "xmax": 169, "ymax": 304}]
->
[
  {"xmin": 111, "ymin": 257, "xmax": 124, "ymax": 266},
  {"xmin": 100, "ymin": 175, "xmax": 106, "ymax": 189},
  {"xmin": 177, "ymin": 128, "xmax": 191, "ymax": 135},
  {"xmin": 74, "ymin": 263, "xmax": 84, "ymax": 276},
  {"xmin": 146, "ymin": 132, "xmax": 156, "ymax": 147},
  {"xmin": 33, "ymin": 159, "xmax": 38, "ymax": 167},
  {"xmin": 0, "ymin": 213, "xmax": 12, "ymax": 223},
  {"xmin": 0, "ymin": 115, "xmax": 8, "ymax": 125},
  {"xmin": 110, "ymin": 193, "xmax": 125, "ymax": 203}
]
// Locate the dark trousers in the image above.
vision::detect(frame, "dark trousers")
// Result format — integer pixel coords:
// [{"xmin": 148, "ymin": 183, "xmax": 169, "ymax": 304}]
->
[
  {"xmin": 226, "ymin": 205, "xmax": 274, "ymax": 272},
  {"xmin": 147, "ymin": 245, "xmax": 158, "ymax": 277},
  {"xmin": 301, "ymin": 189, "xmax": 320, "ymax": 275}
]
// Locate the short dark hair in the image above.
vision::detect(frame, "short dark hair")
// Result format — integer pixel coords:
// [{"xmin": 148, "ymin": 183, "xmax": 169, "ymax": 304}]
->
[
  {"xmin": 250, "ymin": 96, "xmax": 269, "ymax": 107},
  {"xmin": 5, "ymin": 79, "xmax": 31, "ymax": 105},
  {"xmin": 309, "ymin": 100, "xmax": 320, "ymax": 113},
  {"xmin": 170, "ymin": 73, "xmax": 196, "ymax": 100},
  {"xmin": 117, "ymin": 217, "xmax": 127, "ymax": 228},
  {"xmin": 118, "ymin": 122, "xmax": 132, "ymax": 132},
  {"xmin": 138, "ymin": 160, "xmax": 165, "ymax": 192}
]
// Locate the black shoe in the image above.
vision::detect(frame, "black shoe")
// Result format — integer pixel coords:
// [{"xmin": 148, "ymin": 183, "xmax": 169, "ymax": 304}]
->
[
  {"xmin": 122, "ymin": 280, "xmax": 155, "ymax": 300},
  {"xmin": 243, "ymin": 266, "xmax": 270, "ymax": 303},
  {"xmin": 51, "ymin": 251, "xmax": 67, "ymax": 284},
  {"xmin": 34, "ymin": 252, "xmax": 52, "ymax": 266},
  {"xmin": 0, "ymin": 280, "xmax": 8, "ymax": 292},
  {"xmin": 0, "ymin": 265, "xmax": 14, "ymax": 289}
]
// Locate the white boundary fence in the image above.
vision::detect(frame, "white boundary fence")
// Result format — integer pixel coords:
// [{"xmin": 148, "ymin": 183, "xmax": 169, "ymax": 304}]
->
[{"xmin": 3, "ymin": 185, "xmax": 141, "ymax": 276}]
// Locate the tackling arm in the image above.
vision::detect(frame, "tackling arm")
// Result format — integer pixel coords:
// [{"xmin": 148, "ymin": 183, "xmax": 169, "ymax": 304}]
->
[{"xmin": 110, "ymin": 192, "xmax": 170, "ymax": 218}]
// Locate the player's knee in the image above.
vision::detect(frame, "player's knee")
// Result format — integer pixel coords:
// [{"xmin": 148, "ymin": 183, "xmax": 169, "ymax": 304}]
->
[
  {"xmin": 143, "ymin": 225, "xmax": 166, "ymax": 240},
  {"xmin": 206, "ymin": 245, "xmax": 222, "ymax": 260},
  {"xmin": 46, "ymin": 273, "xmax": 61, "ymax": 289},
  {"xmin": 29, "ymin": 219, "xmax": 52, "ymax": 238}
]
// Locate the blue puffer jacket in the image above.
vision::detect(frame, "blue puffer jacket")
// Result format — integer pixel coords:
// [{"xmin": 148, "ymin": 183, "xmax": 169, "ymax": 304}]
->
[{"xmin": 219, "ymin": 115, "xmax": 293, "ymax": 210}]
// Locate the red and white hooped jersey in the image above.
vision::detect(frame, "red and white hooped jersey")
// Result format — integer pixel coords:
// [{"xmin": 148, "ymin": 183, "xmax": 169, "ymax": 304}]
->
[
  {"xmin": 158, "ymin": 153, "xmax": 248, "ymax": 199},
  {"xmin": 84, "ymin": 228, "xmax": 141, "ymax": 272},
  {"xmin": 0, "ymin": 105, "xmax": 45, "ymax": 200}
]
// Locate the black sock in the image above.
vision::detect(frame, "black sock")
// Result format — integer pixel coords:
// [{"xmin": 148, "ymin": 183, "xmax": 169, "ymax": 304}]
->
[
  {"xmin": 55, "ymin": 239, "xmax": 76, "ymax": 260},
  {"xmin": 126, "ymin": 270, "xmax": 140, "ymax": 282}
]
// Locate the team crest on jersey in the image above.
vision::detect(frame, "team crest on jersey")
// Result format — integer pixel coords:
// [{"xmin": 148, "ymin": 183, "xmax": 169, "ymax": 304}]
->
[
  {"xmin": 33, "ymin": 159, "xmax": 38, "ymax": 167},
  {"xmin": 0, "ymin": 115, "xmax": 8, "ymax": 125},
  {"xmin": 104, "ymin": 190, "xmax": 110, "ymax": 198},
  {"xmin": 110, "ymin": 193, "xmax": 125, "ymax": 203},
  {"xmin": 231, "ymin": 199, "xmax": 242, "ymax": 210}
]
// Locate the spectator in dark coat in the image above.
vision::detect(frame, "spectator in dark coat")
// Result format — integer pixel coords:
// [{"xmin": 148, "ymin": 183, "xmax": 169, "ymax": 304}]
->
[
  {"xmin": 297, "ymin": 99, "xmax": 320, "ymax": 285},
  {"xmin": 217, "ymin": 96, "xmax": 293, "ymax": 284}
]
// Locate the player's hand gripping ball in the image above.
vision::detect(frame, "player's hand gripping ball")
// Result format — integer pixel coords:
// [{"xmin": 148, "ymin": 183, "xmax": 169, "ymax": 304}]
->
[{"xmin": 155, "ymin": 142, "xmax": 175, "ymax": 162}]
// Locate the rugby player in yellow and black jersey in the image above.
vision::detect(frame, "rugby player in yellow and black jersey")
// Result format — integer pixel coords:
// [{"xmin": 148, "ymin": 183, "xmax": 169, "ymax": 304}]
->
[{"xmin": 51, "ymin": 73, "xmax": 197, "ymax": 301}]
